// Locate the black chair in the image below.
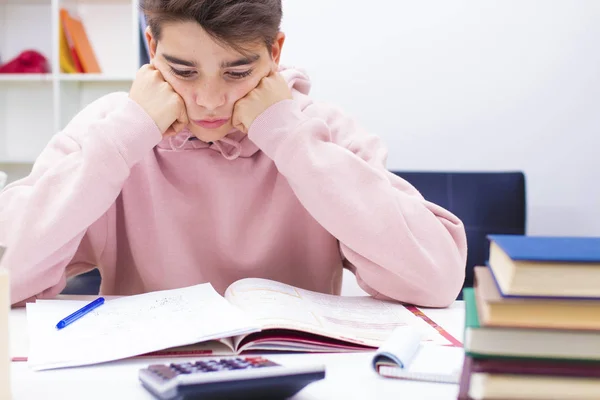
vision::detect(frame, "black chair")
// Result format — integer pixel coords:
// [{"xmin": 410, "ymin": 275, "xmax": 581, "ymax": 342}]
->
[
  {"xmin": 62, "ymin": 171, "xmax": 527, "ymax": 296},
  {"xmin": 62, "ymin": 269, "xmax": 101, "ymax": 295},
  {"xmin": 391, "ymin": 171, "xmax": 527, "ymax": 297}
]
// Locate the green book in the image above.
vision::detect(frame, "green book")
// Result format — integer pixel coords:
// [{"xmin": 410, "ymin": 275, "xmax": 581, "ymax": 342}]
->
[
  {"xmin": 463, "ymin": 287, "xmax": 479, "ymax": 331},
  {"xmin": 462, "ymin": 288, "xmax": 600, "ymax": 362}
]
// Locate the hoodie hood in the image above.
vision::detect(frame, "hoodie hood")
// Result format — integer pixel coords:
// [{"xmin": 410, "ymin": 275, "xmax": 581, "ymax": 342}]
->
[{"xmin": 156, "ymin": 65, "xmax": 312, "ymax": 160}]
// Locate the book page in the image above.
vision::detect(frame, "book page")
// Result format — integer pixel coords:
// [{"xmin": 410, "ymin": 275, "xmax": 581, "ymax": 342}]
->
[
  {"xmin": 146, "ymin": 338, "xmax": 236, "ymax": 357},
  {"xmin": 27, "ymin": 283, "xmax": 260, "ymax": 370},
  {"xmin": 224, "ymin": 278, "xmax": 452, "ymax": 349}
]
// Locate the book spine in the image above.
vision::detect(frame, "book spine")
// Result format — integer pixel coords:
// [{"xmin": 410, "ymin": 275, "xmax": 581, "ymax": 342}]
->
[
  {"xmin": 472, "ymin": 358, "xmax": 600, "ymax": 378},
  {"xmin": 463, "ymin": 288, "xmax": 480, "ymax": 330},
  {"xmin": 60, "ymin": 9, "xmax": 84, "ymax": 73},
  {"xmin": 465, "ymin": 352, "xmax": 600, "ymax": 363},
  {"xmin": 457, "ymin": 355, "xmax": 473, "ymax": 400}
]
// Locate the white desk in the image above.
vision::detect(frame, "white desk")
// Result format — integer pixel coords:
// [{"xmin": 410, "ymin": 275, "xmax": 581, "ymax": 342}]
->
[{"xmin": 10, "ymin": 301, "xmax": 465, "ymax": 400}]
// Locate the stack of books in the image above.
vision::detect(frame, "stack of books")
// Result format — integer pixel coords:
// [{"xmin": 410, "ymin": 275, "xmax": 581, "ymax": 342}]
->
[{"xmin": 458, "ymin": 234, "xmax": 600, "ymax": 400}]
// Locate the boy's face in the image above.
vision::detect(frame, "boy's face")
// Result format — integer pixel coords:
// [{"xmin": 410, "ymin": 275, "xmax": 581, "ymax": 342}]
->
[{"xmin": 147, "ymin": 21, "xmax": 284, "ymax": 143}]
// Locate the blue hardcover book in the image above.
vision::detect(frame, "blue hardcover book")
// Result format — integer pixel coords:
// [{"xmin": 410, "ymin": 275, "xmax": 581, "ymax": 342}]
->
[
  {"xmin": 488, "ymin": 234, "xmax": 600, "ymax": 263},
  {"xmin": 486, "ymin": 234, "xmax": 600, "ymax": 299}
]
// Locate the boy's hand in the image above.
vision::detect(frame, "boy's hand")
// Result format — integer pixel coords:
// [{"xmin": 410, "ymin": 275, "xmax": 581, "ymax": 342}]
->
[
  {"xmin": 232, "ymin": 72, "xmax": 292, "ymax": 134},
  {"xmin": 129, "ymin": 63, "xmax": 188, "ymax": 136}
]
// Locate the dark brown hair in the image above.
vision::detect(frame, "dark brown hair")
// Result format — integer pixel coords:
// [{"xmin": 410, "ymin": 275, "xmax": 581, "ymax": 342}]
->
[{"xmin": 140, "ymin": 0, "xmax": 283, "ymax": 54}]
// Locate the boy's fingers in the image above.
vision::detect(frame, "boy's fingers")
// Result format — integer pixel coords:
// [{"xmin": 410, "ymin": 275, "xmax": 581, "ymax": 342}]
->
[
  {"xmin": 178, "ymin": 107, "xmax": 189, "ymax": 126},
  {"xmin": 171, "ymin": 121, "xmax": 186, "ymax": 134}
]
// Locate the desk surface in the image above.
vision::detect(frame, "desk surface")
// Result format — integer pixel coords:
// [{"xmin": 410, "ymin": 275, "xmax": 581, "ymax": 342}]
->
[{"xmin": 10, "ymin": 299, "xmax": 465, "ymax": 400}]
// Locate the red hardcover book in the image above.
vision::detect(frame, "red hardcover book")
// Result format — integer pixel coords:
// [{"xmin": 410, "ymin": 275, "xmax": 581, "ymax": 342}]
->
[
  {"xmin": 472, "ymin": 357, "xmax": 600, "ymax": 378},
  {"xmin": 457, "ymin": 355, "xmax": 473, "ymax": 400}
]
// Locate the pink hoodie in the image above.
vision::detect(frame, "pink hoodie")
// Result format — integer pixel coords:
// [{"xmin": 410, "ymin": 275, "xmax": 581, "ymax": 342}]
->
[{"xmin": 0, "ymin": 67, "xmax": 467, "ymax": 307}]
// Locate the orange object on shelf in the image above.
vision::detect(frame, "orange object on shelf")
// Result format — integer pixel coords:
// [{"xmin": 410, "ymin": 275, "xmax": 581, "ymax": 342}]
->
[
  {"xmin": 59, "ymin": 13, "xmax": 83, "ymax": 73},
  {"xmin": 60, "ymin": 8, "xmax": 101, "ymax": 73}
]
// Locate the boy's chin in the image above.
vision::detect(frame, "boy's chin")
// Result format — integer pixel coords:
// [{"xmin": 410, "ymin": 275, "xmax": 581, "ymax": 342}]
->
[{"xmin": 189, "ymin": 124, "xmax": 232, "ymax": 143}]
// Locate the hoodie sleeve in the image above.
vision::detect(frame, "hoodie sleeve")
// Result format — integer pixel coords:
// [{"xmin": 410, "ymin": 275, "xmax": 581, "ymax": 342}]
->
[
  {"xmin": 0, "ymin": 93, "xmax": 162, "ymax": 305},
  {"xmin": 248, "ymin": 99, "xmax": 467, "ymax": 308}
]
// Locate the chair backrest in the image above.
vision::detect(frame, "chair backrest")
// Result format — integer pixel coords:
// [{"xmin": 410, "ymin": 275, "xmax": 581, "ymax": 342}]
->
[
  {"xmin": 61, "ymin": 269, "xmax": 101, "ymax": 295},
  {"xmin": 390, "ymin": 171, "xmax": 526, "ymax": 294}
]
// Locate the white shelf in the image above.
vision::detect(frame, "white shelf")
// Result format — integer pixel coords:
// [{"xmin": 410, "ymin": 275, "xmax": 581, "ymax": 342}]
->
[
  {"xmin": 59, "ymin": 73, "xmax": 134, "ymax": 82},
  {"xmin": 0, "ymin": 73, "xmax": 134, "ymax": 84},
  {"xmin": 0, "ymin": 0, "xmax": 142, "ymax": 164},
  {"xmin": 0, "ymin": 0, "xmax": 50, "ymax": 4},
  {"xmin": 0, "ymin": 74, "xmax": 53, "ymax": 82}
]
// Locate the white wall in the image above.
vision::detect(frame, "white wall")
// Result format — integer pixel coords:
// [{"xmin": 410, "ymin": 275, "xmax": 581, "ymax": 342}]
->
[{"xmin": 281, "ymin": 0, "xmax": 600, "ymax": 237}]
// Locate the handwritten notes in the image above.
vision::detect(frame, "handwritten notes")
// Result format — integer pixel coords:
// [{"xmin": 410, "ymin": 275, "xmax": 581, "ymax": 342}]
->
[
  {"xmin": 226, "ymin": 278, "xmax": 453, "ymax": 347},
  {"xmin": 27, "ymin": 283, "xmax": 259, "ymax": 370}
]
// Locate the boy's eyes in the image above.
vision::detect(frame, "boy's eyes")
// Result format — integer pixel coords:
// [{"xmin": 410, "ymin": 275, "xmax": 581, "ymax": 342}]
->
[
  {"xmin": 226, "ymin": 70, "xmax": 254, "ymax": 79},
  {"xmin": 168, "ymin": 67, "xmax": 253, "ymax": 80},
  {"xmin": 169, "ymin": 67, "xmax": 195, "ymax": 78}
]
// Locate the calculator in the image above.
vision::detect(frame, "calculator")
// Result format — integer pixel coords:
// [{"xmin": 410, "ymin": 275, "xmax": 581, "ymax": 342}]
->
[{"xmin": 138, "ymin": 356, "xmax": 326, "ymax": 400}]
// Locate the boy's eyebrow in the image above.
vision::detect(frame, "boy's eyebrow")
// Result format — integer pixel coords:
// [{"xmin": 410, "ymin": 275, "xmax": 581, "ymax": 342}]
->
[
  {"xmin": 221, "ymin": 54, "xmax": 260, "ymax": 68},
  {"xmin": 162, "ymin": 54, "xmax": 197, "ymax": 67},
  {"xmin": 162, "ymin": 53, "xmax": 261, "ymax": 69}
]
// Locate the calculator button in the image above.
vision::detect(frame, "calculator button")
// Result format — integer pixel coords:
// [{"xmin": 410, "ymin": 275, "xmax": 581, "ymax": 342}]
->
[
  {"xmin": 161, "ymin": 357, "xmax": 281, "ymax": 377},
  {"xmin": 149, "ymin": 365, "xmax": 178, "ymax": 380},
  {"xmin": 244, "ymin": 357, "xmax": 279, "ymax": 368}
]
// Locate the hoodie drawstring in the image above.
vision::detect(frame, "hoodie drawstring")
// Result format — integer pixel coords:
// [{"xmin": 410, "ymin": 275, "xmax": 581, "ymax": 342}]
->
[
  {"xmin": 168, "ymin": 129, "xmax": 242, "ymax": 160},
  {"xmin": 212, "ymin": 137, "xmax": 242, "ymax": 160},
  {"xmin": 168, "ymin": 130, "xmax": 193, "ymax": 151}
]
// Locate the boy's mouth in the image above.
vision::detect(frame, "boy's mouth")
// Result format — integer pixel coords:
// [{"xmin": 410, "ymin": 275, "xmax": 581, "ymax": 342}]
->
[{"xmin": 193, "ymin": 118, "xmax": 230, "ymax": 129}]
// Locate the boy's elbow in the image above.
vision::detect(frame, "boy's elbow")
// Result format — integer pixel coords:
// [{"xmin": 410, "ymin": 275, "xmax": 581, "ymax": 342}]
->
[
  {"xmin": 422, "ymin": 234, "xmax": 467, "ymax": 308},
  {"xmin": 368, "ymin": 246, "xmax": 466, "ymax": 308},
  {"xmin": 424, "ymin": 261, "xmax": 465, "ymax": 308},
  {"xmin": 354, "ymin": 222, "xmax": 468, "ymax": 308}
]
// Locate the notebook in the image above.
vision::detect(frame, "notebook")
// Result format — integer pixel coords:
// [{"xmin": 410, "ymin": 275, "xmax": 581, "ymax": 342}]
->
[
  {"xmin": 372, "ymin": 326, "xmax": 464, "ymax": 384},
  {"xmin": 26, "ymin": 278, "xmax": 458, "ymax": 371},
  {"xmin": 487, "ymin": 234, "xmax": 600, "ymax": 299}
]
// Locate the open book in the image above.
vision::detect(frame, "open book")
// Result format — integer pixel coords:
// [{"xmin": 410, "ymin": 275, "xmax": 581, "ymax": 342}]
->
[{"xmin": 26, "ymin": 278, "xmax": 457, "ymax": 370}]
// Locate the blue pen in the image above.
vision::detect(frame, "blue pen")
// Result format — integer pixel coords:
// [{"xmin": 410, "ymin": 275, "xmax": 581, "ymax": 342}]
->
[{"xmin": 56, "ymin": 297, "xmax": 105, "ymax": 330}]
